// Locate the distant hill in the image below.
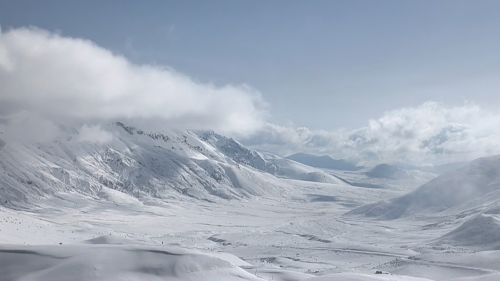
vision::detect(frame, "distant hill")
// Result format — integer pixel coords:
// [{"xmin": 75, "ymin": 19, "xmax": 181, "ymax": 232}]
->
[
  {"xmin": 436, "ymin": 214, "xmax": 500, "ymax": 250},
  {"xmin": 286, "ymin": 153, "xmax": 361, "ymax": 171}
]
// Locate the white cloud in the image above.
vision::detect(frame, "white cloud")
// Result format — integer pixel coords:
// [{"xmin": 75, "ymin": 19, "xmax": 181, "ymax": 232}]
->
[
  {"xmin": 77, "ymin": 124, "xmax": 113, "ymax": 144},
  {"xmin": 0, "ymin": 27, "xmax": 265, "ymax": 135},
  {"xmin": 1, "ymin": 112, "xmax": 61, "ymax": 144},
  {"xmin": 244, "ymin": 102, "xmax": 500, "ymax": 165}
]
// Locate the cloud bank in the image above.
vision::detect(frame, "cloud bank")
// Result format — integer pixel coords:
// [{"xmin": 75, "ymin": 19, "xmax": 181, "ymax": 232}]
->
[
  {"xmin": 0, "ymin": 27, "xmax": 265, "ymax": 135},
  {"xmin": 244, "ymin": 102, "xmax": 500, "ymax": 165},
  {"xmin": 77, "ymin": 124, "xmax": 113, "ymax": 144}
]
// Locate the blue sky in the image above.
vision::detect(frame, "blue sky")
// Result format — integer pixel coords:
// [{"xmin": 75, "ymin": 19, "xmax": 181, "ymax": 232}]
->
[{"xmin": 2, "ymin": 0, "xmax": 500, "ymax": 130}]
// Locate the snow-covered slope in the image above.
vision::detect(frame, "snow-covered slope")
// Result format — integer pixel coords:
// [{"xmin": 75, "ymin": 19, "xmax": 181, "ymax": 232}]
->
[
  {"xmin": 348, "ymin": 155, "xmax": 500, "ymax": 219},
  {"xmin": 260, "ymin": 153, "xmax": 346, "ymax": 184}
]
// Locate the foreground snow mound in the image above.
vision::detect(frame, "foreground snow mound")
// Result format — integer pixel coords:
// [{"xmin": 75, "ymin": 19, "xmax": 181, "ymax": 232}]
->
[
  {"xmin": 348, "ymin": 155, "xmax": 500, "ymax": 219},
  {"xmin": 0, "ymin": 244, "xmax": 264, "ymax": 281},
  {"xmin": 306, "ymin": 272, "xmax": 434, "ymax": 281},
  {"xmin": 437, "ymin": 214, "xmax": 500, "ymax": 250}
]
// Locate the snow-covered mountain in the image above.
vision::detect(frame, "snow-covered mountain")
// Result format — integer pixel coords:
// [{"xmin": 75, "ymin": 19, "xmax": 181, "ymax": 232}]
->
[
  {"xmin": 0, "ymin": 121, "xmax": 346, "ymax": 207},
  {"xmin": 349, "ymin": 155, "xmax": 500, "ymax": 219}
]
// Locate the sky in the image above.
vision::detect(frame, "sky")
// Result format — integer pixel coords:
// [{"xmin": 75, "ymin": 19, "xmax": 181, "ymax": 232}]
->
[
  {"xmin": 1, "ymin": 0, "xmax": 500, "ymax": 164},
  {"xmin": 2, "ymin": 0, "xmax": 500, "ymax": 129}
]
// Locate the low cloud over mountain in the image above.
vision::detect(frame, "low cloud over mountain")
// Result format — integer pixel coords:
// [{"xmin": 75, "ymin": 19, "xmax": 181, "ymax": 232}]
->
[
  {"xmin": 0, "ymin": 27, "xmax": 265, "ymax": 136},
  {"xmin": 2, "ymin": 27, "xmax": 500, "ymax": 166},
  {"xmin": 244, "ymin": 102, "xmax": 500, "ymax": 165}
]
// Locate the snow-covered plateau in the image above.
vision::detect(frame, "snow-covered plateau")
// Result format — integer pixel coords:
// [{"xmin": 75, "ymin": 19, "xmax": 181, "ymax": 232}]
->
[{"xmin": 1, "ymin": 121, "xmax": 499, "ymax": 281}]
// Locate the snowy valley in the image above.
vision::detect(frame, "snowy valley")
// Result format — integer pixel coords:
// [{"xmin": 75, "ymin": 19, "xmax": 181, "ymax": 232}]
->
[{"xmin": 0, "ymin": 121, "xmax": 499, "ymax": 281}]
